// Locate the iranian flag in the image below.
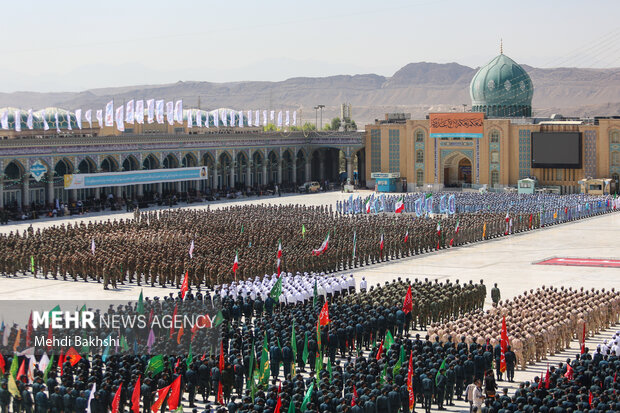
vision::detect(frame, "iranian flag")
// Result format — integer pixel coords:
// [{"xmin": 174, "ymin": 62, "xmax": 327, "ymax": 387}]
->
[
  {"xmin": 449, "ymin": 220, "xmax": 459, "ymax": 246},
  {"xmin": 189, "ymin": 240, "xmax": 194, "ymax": 259},
  {"xmin": 180, "ymin": 270, "xmax": 189, "ymax": 299},
  {"xmin": 395, "ymin": 196, "xmax": 405, "ymax": 213},
  {"xmin": 365, "ymin": 198, "xmax": 371, "ymax": 214},
  {"xmin": 380, "ymin": 233, "xmax": 384, "ymax": 251},
  {"xmin": 404, "ymin": 230, "xmax": 409, "ymax": 243},
  {"xmin": 276, "ymin": 240, "xmax": 283, "ymax": 277},
  {"xmin": 312, "ymin": 233, "xmax": 330, "ymax": 256},
  {"xmin": 436, "ymin": 221, "xmax": 441, "ymax": 250},
  {"xmin": 232, "ymin": 251, "xmax": 239, "ymax": 278}
]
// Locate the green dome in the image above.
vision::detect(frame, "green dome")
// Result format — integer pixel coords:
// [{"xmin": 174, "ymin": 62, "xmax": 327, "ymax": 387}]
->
[{"xmin": 469, "ymin": 53, "xmax": 533, "ymax": 117}]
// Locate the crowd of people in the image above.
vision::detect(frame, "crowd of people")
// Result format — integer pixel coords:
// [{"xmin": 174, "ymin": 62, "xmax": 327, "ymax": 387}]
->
[{"xmin": 0, "ymin": 191, "xmax": 616, "ymax": 291}]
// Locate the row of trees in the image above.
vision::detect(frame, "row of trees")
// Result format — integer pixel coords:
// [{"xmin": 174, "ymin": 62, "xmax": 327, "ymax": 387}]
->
[{"xmin": 262, "ymin": 118, "xmax": 357, "ymax": 132}]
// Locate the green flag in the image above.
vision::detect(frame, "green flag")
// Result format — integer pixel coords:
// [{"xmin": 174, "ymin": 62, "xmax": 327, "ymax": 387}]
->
[
  {"xmin": 30, "ymin": 256, "xmax": 35, "ymax": 274},
  {"xmin": 259, "ymin": 332, "xmax": 270, "ymax": 386},
  {"xmin": 80, "ymin": 331, "xmax": 90, "ymax": 355},
  {"xmin": 315, "ymin": 353, "xmax": 322, "ymax": 380},
  {"xmin": 43, "ymin": 355, "xmax": 54, "ymax": 382},
  {"xmin": 291, "ymin": 321, "xmax": 297, "ymax": 359},
  {"xmin": 241, "ymin": 224, "xmax": 244, "ymax": 234},
  {"xmin": 145, "ymin": 355, "xmax": 165, "ymax": 376},
  {"xmin": 10, "ymin": 355, "xmax": 18, "ymax": 378},
  {"xmin": 327, "ymin": 357, "xmax": 333, "ymax": 383},
  {"xmin": 352, "ymin": 231, "xmax": 356, "ymax": 260},
  {"xmin": 301, "ymin": 381, "xmax": 314, "ymax": 412},
  {"xmin": 313, "ymin": 280, "xmax": 318, "ymax": 308},
  {"xmin": 269, "ymin": 277, "xmax": 283, "ymax": 302},
  {"xmin": 49, "ymin": 305, "xmax": 61, "ymax": 320},
  {"xmin": 380, "ymin": 362, "xmax": 388, "ymax": 384},
  {"xmin": 302, "ymin": 224, "xmax": 306, "ymax": 239},
  {"xmin": 250, "ymin": 375, "xmax": 256, "ymax": 402},
  {"xmin": 120, "ymin": 335, "xmax": 129, "ymax": 351},
  {"xmin": 287, "ymin": 399, "xmax": 295, "ymax": 413},
  {"xmin": 384, "ymin": 330, "xmax": 395, "ymax": 353},
  {"xmin": 302, "ymin": 332, "xmax": 309, "ymax": 364},
  {"xmin": 137, "ymin": 289, "xmax": 144, "ymax": 314},
  {"xmin": 436, "ymin": 358, "xmax": 447, "ymax": 385},
  {"xmin": 247, "ymin": 339, "xmax": 255, "ymax": 388},
  {"xmin": 393, "ymin": 346, "xmax": 405, "ymax": 377},
  {"xmin": 186, "ymin": 344, "xmax": 193, "ymax": 369},
  {"xmin": 214, "ymin": 310, "xmax": 224, "ymax": 327}
]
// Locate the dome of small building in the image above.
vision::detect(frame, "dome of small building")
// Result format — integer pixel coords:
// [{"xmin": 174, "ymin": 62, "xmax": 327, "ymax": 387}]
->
[
  {"xmin": 469, "ymin": 52, "xmax": 533, "ymax": 117},
  {"xmin": 35, "ymin": 107, "xmax": 79, "ymax": 129}
]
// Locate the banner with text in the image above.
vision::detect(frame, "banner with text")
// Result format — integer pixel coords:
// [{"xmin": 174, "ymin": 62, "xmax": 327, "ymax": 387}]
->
[
  {"xmin": 64, "ymin": 166, "xmax": 208, "ymax": 189},
  {"xmin": 429, "ymin": 112, "xmax": 484, "ymax": 139}
]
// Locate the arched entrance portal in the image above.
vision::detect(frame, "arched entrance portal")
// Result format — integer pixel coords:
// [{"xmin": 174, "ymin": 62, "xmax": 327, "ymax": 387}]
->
[{"xmin": 442, "ymin": 152, "xmax": 473, "ymax": 187}]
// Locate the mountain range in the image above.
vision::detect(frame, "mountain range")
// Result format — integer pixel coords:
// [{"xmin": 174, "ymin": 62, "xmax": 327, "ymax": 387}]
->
[{"xmin": 1, "ymin": 62, "xmax": 619, "ymax": 127}]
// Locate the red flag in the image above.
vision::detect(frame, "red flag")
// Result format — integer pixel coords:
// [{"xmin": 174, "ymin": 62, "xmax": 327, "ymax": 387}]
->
[
  {"xmin": 16, "ymin": 358, "xmax": 26, "ymax": 382},
  {"xmin": 217, "ymin": 382, "xmax": 224, "ymax": 405},
  {"xmin": 376, "ymin": 340, "xmax": 384, "ymax": 360},
  {"xmin": 66, "ymin": 347, "xmax": 82, "ymax": 366},
  {"xmin": 528, "ymin": 214, "xmax": 532, "ymax": 229},
  {"xmin": 151, "ymin": 385, "xmax": 171, "ymax": 413},
  {"xmin": 544, "ymin": 365, "xmax": 550, "ymax": 389},
  {"xmin": 499, "ymin": 316, "xmax": 508, "ymax": 373},
  {"xmin": 111, "ymin": 383, "xmax": 122, "ymax": 413},
  {"xmin": 537, "ymin": 371, "xmax": 544, "ymax": 389},
  {"xmin": 167, "ymin": 375, "xmax": 182, "ymax": 411},
  {"xmin": 232, "ymin": 252, "xmax": 239, "ymax": 278},
  {"xmin": 0, "ymin": 354, "xmax": 4, "ymax": 374},
  {"xmin": 180, "ymin": 271, "xmax": 189, "ymax": 299},
  {"xmin": 26, "ymin": 311, "xmax": 33, "ymax": 347},
  {"xmin": 274, "ymin": 394, "xmax": 282, "ymax": 413},
  {"xmin": 47, "ymin": 323, "xmax": 53, "ymax": 351},
  {"xmin": 351, "ymin": 385, "xmax": 358, "ymax": 406},
  {"xmin": 402, "ymin": 286, "xmax": 413, "ymax": 314},
  {"xmin": 148, "ymin": 308, "xmax": 154, "ymax": 326},
  {"xmin": 379, "ymin": 233, "xmax": 384, "ymax": 251},
  {"xmin": 407, "ymin": 350, "xmax": 414, "ymax": 410},
  {"xmin": 580, "ymin": 323, "xmax": 586, "ymax": 354},
  {"xmin": 319, "ymin": 301, "xmax": 330, "ymax": 326},
  {"xmin": 131, "ymin": 376, "xmax": 141, "ymax": 413},
  {"xmin": 58, "ymin": 349, "xmax": 65, "ymax": 376},
  {"xmin": 170, "ymin": 304, "xmax": 178, "ymax": 339},
  {"xmin": 588, "ymin": 390, "xmax": 593, "ymax": 408},
  {"xmin": 176, "ymin": 326, "xmax": 184, "ymax": 344},
  {"xmin": 219, "ymin": 340, "xmax": 225, "ymax": 372},
  {"xmin": 404, "ymin": 230, "xmax": 409, "ymax": 243},
  {"xmin": 564, "ymin": 363, "xmax": 573, "ymax": 380}
]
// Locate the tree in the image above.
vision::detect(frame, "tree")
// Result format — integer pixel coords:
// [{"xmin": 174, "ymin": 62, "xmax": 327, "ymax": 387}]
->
[
  {"xmin": 330, "ymin": 117, "xmax": 341, "ymax": 131},
  {"xmin": 290, "ymin": 122, "xmax": 316, "ymax": 132},
  {"xmin": 263, "ymin": 123, "xmax": 277, "ymax": 132}
]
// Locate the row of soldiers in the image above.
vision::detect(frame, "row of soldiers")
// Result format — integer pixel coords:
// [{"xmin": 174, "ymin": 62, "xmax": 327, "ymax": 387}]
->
[
  {"xmin": 1, "ymin": 194, "xmax": 612, "ymax": 290},
  {"xmin": 428, "ymin": 286, "xmax": 620, "ymax": 371}
]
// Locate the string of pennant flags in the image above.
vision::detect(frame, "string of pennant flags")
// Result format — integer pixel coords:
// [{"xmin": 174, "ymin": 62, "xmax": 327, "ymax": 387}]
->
[{"xmin": 0, "ymin": 100, "xmax": 300, "ymax": 132}]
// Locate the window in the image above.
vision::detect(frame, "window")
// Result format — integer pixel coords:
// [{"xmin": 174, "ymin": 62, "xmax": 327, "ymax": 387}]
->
[
  {"xmin": 491, "ymin": 170, "xmax": 499, "ymax": 187},
  {"xmin": 612, "ymin": 151, "xmax": 620, "ymax": 166},
  {"xmin": 491, "ymin": 151, "xmax": 499, "ymax": 164},
  {"xmin": 416, "ymin": 150, "xmax": 424, "ymax": 163},
  {"xmin": 370, "ymin": 129, "xmax": 381, "ymax": 172},
  {"xmin": 490, "ymin": 130, "xmax": 500, "ymax": 143},
  {"xmin": 416, "ymin": 169, "xmax": 424, "ymax": 186},
  {"xmin": 415, "ymin": 130, "xmax": 424, "ymax": 142},
  {"xmin": 389, "ymin": 129, "xmax": 400, "ymax": 173},
  {"xmin": 611, "ymin": 131, "xmax": 620, "ymax": 144}
]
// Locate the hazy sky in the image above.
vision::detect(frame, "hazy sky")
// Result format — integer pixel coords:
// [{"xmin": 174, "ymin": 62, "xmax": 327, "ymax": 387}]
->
[{"xmin": 2, "ymin": 0, "xmax": 619, "ymax": 92}]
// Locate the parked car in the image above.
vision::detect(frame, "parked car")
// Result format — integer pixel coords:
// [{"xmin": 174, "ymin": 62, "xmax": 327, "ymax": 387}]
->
[{"xmin": 299, "ymin": 181, "xmax": 321, "ymax": 193}]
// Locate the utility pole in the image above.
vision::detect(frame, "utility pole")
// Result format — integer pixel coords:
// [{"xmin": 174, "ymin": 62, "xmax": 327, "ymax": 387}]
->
[{"xmin": 317, "ymin": 104, "xmax": 325, "ymax": 130}]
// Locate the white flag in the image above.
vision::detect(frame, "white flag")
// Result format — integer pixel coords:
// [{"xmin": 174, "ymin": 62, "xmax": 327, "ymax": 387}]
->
[
  {"xmin": 222, "ymin": 109, "xmax": 228, "ymax": 127},
  {"xmin": 248, "ymin": 110, "xmax": 252, "ymax": 127},
  {"xmin": 135, "ymin": 100, "xmax": 144, "ymax": 124},
  {"xmin": 0, "ymin": 110, "xmax": 7, "ymax": 129},
  {"xmin": 229, "ymin": 110, "xmax": 235, "ymax": 127},
  {"xmin": 174, "ymin": 100, "xmax": 183, "ymax": 123},
  {"xmin": 293, "ymin": 110, "xmax": 297, "ymax": 126},
  {"xmin": 85, "ymin": 109, "xmax": 92, "ymax": 128},
  {"xmin": 1, "ymin": 324, "xmax": 9, "ymax": 346},
  {"xmin": 239, "ymin": 111, "xmax": 243, "ymax": 127},
  {"xmin": 125, "ymin": 100, "xmax": 134, "ymax": 124},
  {"xmin": 155, "ymin": 100, "xmax": 164, "ymax": 124},
  {"xmin": 255, "ymin": 110, "xmax": 260, "ymax": 127},
  {"xmin": 15, "ymin": 109, "xmax": 21, "ymax": 131},
  {"xmin": 205, "ymin": 111, "xmax": 209, "ymax": 128},
  {"xmin": 166, "ymin": 101, "xmax": 174, "ymax": 125},
  {"xmin": 263, "ymin": 110, "xmax": 267, "ymax": 127},
  {"xmin": 86, "ymin": 382, "xmax": 96, "ymax": 413},
  {"xmin": 55, "ymin": 112, "xmax": 60, "ymax": 132},
  {"xmin": 147, "ymin": 99, "xmax": 156, "ymax": 124},
  {"xmin": 196, "ymin": 109, "xmax": 202, "ymax": 127},
  {"xmin": 214, "ymin": 110, "xmax": 219, "ymax": 127},
  {"xmin": 277, "ymin": 111, "xmax": 282, "ymax": 127},
  {"xmin": 96, "ymin": 110, "xmax": 103, "ymax": 128},
  {"xmin": 105, "ymin": 100, "xmax": 114, "ymax": 126},
  {"xmin": 115, "ymin": 106, "xmax": 125, "ymax": 132},
  {"xmin": 42, "ymin": 111, "xmax": 49, "ymax": 131},
  {"xmin": 67, "ymin": 112, "xmax": 72, "ymax": 130},
  {"xmin": 27, "ymin": 109, "xmax": 33, "ymax": 130},
  {"xmin": 187, "ymin": 110, "xmax": 193, "ymax": 128},
  {"xmin": 285, "ymin": 110, "xmax": 290, "ymax": 127},
  {"xmin": 38, "ymin": 353, "xmax": 50, "ymax": 375},
  {"xmin": 270, "ymin": 110, "xmax": 275, "ymax": 122},
  {"xmin": 91, "ymin": 239, "xmax": 96, "ymax": 254},
  {"xmin": 75, "ymin": 109, "xmax": 82, "ymax": 129},
  {"xmin": 27, "ymin": 354, "xmax": 36, "ymax": 382}
]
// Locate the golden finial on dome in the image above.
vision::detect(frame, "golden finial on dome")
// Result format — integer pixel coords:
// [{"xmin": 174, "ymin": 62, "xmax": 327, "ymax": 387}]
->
[{"xmin": 500, "ymin": 39, "xmax": 503, "ymax": 54}]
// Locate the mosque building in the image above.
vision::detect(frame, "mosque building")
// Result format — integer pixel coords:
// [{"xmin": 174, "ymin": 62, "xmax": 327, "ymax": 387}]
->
[{"xmin": 364, "ymin": 50, "xmax": 620, "ymax": 194}]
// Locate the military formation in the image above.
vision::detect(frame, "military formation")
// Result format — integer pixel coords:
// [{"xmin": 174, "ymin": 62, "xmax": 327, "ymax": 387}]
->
[
  {"xmin": 0, "ymin": 190, "xmax": 616, "ymax": 291},
  {"xmin": 429, "ymin": 286, "xmax": 620, "ymax": 371}
]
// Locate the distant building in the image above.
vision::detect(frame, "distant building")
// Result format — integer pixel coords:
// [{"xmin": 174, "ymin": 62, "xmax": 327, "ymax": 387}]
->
[{"xmin": 364, "ymin": 51, "xmax": 620, "ymax": 193}]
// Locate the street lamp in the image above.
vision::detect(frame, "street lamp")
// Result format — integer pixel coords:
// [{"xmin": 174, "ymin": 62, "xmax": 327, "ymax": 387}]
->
[{"xmin": 316, "ymin": 104, "xmax": 325, "ymax": 130}]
